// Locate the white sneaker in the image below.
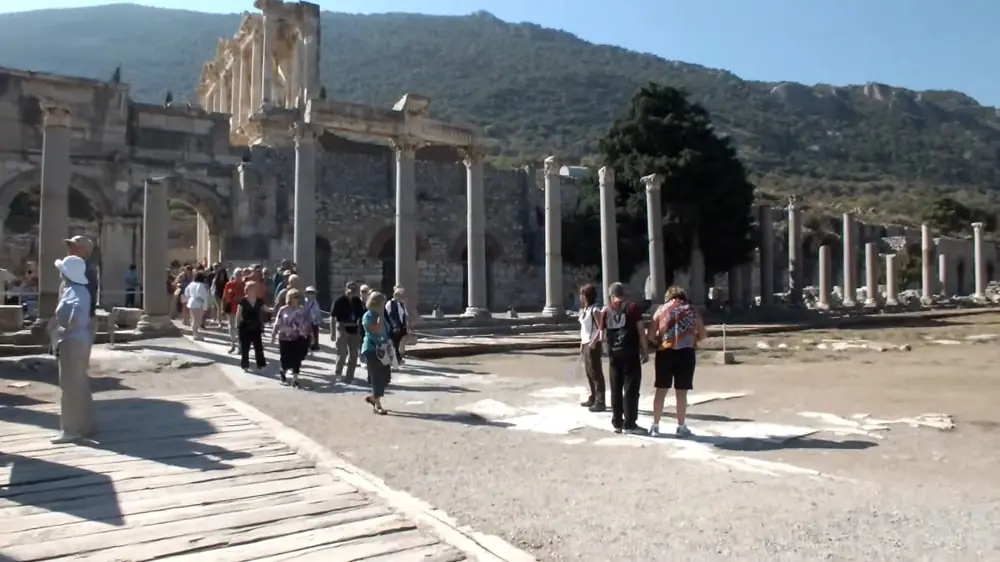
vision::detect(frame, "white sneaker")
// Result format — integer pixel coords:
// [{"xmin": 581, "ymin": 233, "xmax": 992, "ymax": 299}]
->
[
  {"xmin": 648, "ymin": 424, "xmax": 661, "ymax": 437},
  {"xmin": 676, "ymin": 424, "xmax": 692, "ymax": 437}
]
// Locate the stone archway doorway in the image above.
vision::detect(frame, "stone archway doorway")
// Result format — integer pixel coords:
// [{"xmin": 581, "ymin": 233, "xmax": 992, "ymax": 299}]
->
[
  {"xmin": 367, "ymin": 226, "xmax": 430, "ymax": 297},
  {"xmin": 450, "ymin": 234, "xmax": 503, "ymax": 312},
  {"xmin": 957, "ymin": 259, "xmax": 966, "ymax": 294}
]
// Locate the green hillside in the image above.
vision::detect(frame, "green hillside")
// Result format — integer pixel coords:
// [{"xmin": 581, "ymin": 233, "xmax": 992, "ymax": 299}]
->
[{"xmin": 1, "ymin": 4, "xmax": 999, "ymax": 224}]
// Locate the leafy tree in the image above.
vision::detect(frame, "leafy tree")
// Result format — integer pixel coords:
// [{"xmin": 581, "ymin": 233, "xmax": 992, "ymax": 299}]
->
[
  {"xmin": 565, "ymin": 83, "xmax": 757, "ymax": 283},
  {"xmin": 922, "ymin": 196, "xmax": 997, "ymax": 234}
]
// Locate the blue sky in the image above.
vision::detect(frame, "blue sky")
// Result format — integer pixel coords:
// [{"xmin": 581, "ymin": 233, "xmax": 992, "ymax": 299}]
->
[{"xmin": 2, "ymin": 0, "xmax": 996, "ymax": 106}]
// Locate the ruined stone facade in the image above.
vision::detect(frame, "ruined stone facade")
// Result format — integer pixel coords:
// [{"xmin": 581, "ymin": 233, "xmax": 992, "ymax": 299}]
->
[{"xmin": 0, "ymin": 0, "xmax": 995, "ymax": 316}]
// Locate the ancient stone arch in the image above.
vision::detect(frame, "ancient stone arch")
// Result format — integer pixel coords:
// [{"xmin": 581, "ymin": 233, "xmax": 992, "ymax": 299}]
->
[
  {"xmin": 447, "ymin": 232, "xmax": 504, "ymax": 262},
  {"xmin": 126, "ymin": 177, "xmax": 229, "ymax": 235},
  {"xmin": 366, "ymin": 226, "xmax": 430, "ymax": 259},
  {"xmin": 0, "ymin": 167, "xmax": 112, "ymax": 223}
]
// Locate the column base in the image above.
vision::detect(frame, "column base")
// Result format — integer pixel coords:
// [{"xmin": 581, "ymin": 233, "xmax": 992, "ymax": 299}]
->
[
  {"xmin": 863, "ymin": 299, "xmax": 878, "ymax": 308},
  {"xmin": 972, "ymin": 295, "xmax": 988, "ymax": 304},
  {"xmin": 815, "ymin": 302, "xmax": 830, "ymax": 310},
  {"xmin": 841, "ymin": 300, "xmax": 856, "ymax": 308},
  {"xmin": 885, "ymin": 298, "xmax": 899, "ymax": 307},
  {"xmin": 541, "ymin": 306, "xmax": 565, "ymax": 318},
  {"xmin": 137, "ymin": 314, "xmax": 180, "ymax": 337},
  {"xmin": 920, "ymin": 296, "xmax": 935, "ymax": 306},
  {"xmin": 460, "ymin": 307, "xmax": 492, "ymax": 319}
]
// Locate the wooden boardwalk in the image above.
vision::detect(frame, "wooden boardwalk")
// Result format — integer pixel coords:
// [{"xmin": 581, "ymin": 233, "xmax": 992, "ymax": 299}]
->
[{"xmin": 0, "ymin": 393, "xmax": 532, "ymax": 562}]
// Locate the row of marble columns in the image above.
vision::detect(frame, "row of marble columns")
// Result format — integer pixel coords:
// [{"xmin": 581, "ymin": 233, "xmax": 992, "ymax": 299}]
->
[{"xmin": 284, "ymin": 127, "xmax": 491, "ymax": 318}]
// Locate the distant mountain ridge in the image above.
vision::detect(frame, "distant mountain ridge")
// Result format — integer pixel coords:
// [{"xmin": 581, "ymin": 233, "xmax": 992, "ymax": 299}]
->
[{"xmin": 1, "ymin": 3, "xmax": 999, "ymax": 222}]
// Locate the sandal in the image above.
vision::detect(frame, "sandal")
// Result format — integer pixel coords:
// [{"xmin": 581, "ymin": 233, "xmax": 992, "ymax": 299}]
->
[
  {"xmin": 376, "ymin": 407, "xmax": 388, "ymax": 416},
  {"xmin": 364, "ymin": 396, "xmax": 377, "ymax": 412}
]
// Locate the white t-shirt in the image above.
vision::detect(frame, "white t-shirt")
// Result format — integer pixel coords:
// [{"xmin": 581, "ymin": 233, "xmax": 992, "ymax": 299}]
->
[
  {"xmin": 579, "ymin": 305, "xmax": 600, "ymax": 344},
  {"xmin": 184, "ymin": 282, "xmax": 208, "ymax": 310}
]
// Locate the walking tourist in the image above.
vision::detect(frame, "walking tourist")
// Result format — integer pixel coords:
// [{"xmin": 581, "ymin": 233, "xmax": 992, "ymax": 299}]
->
[
  {"xmin": 274, "ymin": 273, "xmax": 300, "ymax": 309},
  {"xmin": 647, "ymin": 286, "xmax": 706, "ymax": 437},
  {"xmin": 47, "ymin": 255, "xmax": 95, "ymax": 444},
  {"xmin": 578, "ymin": 284, "xmax": 606, "ymax": 412},
  {"xmin": 184, "ymin": 272, "xmax": 209, "ymax": 340},
  {"xmin": 385, "ymin": 286, "xmax": 409, "ymax": 364},
  {"xmin": 223, "ymin": 268, "xmax": 245, "ymax": 353},
  {"xmin": 601, "ymin": 282, "xmax": 649, "ymax": 434},
  {"xmin": 124, "ymin": 264, "xmax": 139, "ymax": 308},
  {"xmin": 361, "ymin": 291, "xmax": 392, "ymax": 415},
  {"xmin": 236, "ymin": 279, "xmax": 267, "ymax": 372},
  {"xmin": 304, "ymin": 286, "xmax": 322, "ymax": 351},
  {"xmin": 331, "ymin": 282, "xmax": 364, "ymax": 382},
  {"xmin": 270, "ymin": 288, "xmax": 312, "ymax": 387}
]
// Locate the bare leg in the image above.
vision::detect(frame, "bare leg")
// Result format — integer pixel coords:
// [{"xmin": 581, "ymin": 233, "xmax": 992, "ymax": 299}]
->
[
  {"xmin": 651, "ymin": 388, "xmax": 668, "ymax": 426},
  {"xmin": 675, "ymin": 389, "xmax": 688, "ymax": 426}
]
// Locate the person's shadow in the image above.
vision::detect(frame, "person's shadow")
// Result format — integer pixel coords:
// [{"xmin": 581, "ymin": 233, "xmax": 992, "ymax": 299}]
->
[{"xmin": 0, "ymin": 397, "xmax": 251, "ymax": 535}]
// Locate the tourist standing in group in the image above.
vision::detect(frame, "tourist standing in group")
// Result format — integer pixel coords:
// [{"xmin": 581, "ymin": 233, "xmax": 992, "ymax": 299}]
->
[
  {"xmin": 183, "ymin": 272, "xmax": 209, "ymax": 340},
  {"xmin": 331, "ymin": 282, "xmax": 364, "ymax": 382},
  {"xmin": 270, "ymin": 288, "xmax": 312, "ymax": 387},
  {"xmin": 124, "ymin": 264, "xmax": 139, "ymax": 308},
  {"xmin": 361, "ymin": 291, "xmax": 392, "ymax": 415},
  {"xmin": 236, "ymin": 279, "xmax": 267, "ymax": 371},
  {"xmin": 274, "ymin": 273, "xmax": 300, "ymax": 310},
  {"xmin": 47, "ymin": 255, "xmax": 94, "ymax": 444},
  {"xmin": 647, "ymin": 286, "xmax": 706, "ymax": 437},
  {"xmin": 212, "ymin": 264, "xmax": 228, "ymax": 325},
  {"xmin": 601, "ymin": 282, "xmax": 649, "ymax": 434},
  {"xmin": 304, "ymin": 286, "xmax": 322, "ymax": 352},
  {"xmin": 223, "ymin": 268, "xmax": 245, "ymax": 353},
  {"xmin": 64, "ymin": 236, "xmax": 98, "ymax": 343},
  {"xmin": 578, "ymin": 284, "xmax": 606, "ymax": 412},
  {"xmin": 385, "ymin": 286, "xmax": 409, "ymax": 364}
]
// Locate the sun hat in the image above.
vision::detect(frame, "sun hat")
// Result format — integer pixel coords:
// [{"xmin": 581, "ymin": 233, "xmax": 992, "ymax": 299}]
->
[{"xmin": 54, "ymin": 255, "xmax": 88, "ymax": 285}]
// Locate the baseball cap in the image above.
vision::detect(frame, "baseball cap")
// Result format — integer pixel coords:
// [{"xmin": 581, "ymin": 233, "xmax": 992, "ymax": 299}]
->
[{"xmin": 64, "ymin": 235, "xmax": 93, "ymax": 250}]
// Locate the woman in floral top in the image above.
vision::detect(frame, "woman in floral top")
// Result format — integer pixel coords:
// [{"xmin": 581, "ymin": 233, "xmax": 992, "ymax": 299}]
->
[{"xmin": 269, "ymin": 288, "xmax": 312, "ymax": 387}]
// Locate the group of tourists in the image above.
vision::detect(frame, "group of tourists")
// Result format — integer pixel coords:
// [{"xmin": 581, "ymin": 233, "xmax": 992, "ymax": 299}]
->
[{"xmin": 578, "ymin": 281, "xmax": 706, "ymax": 438}]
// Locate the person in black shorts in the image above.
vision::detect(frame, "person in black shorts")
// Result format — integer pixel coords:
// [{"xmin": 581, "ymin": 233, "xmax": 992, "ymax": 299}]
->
[{"xmin": 646, "ymin": 286, "xmax": 706, "ymax": 438}]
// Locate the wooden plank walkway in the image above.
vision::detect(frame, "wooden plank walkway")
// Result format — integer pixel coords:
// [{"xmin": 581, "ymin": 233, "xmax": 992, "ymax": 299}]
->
[{"xmin": 0, "ymin": 393, "xmax": 533, "ymax": 562}]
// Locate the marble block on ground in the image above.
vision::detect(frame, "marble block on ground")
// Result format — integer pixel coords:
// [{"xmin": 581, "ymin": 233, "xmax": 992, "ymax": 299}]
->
[
  {"xmin": 0, "ymin": 305, "xmax": 23, "ymax": 332},
  {"xmin": 112, "ymin": 307, "xmax": 143, "ymax": 328}
]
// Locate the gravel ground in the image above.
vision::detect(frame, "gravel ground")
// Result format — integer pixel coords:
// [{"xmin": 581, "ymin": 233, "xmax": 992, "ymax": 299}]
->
[{"xmin": 4, "ymin": 321, "xmax": 1000, "ymax": 561}]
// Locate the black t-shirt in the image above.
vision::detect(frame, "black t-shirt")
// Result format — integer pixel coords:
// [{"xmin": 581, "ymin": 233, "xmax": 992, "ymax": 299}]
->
[
  {"xmin": 602, "ymin": 301, "xmax": 641, "ymax": 357},
  {"xmin": 332, "ymin": 294, "xmax": 365, "ymax": 334}
]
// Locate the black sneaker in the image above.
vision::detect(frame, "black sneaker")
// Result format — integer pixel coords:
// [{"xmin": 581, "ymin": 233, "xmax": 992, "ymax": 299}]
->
[
  {"xmin": 588, "ymin": 403, "xmax": 606, "ymax": 413},
  {"xmin": 624, "ymin": 425, "xmax": 646, "ymax": 435},
  {"xmin": 613, "ymin": 426, "xmax": 623, "ymax": 434},
  {"xmin": 580, "ymin": 397, "xmax": 594, "ymax": 408}
]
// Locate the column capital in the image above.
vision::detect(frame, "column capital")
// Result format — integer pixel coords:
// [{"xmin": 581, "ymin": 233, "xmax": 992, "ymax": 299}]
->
[
  {"xmin": 972, "ymin": 222, "xmax": 985, "ymax": 231},
  {"xmin": 460, "ymin": 146, "xmax": 485, "ymax": 167},
  {"xmin": 598, "ymin": 166, "xmax": 614, "ymax": 186},
  {"xmin": 543, "ymin": 156, "xmax": 559, "ymax": 178},
  {"xmin": 40, "ymin": 101, "xmax": 71, "ymax": 128},
  {"xmin": 391, "ymin": 137, "xmax": 420, "ymax": 158},
  {"xmin": 291, "ymin": 122, "xmax": 319, "ymax": 147},
  {"xmin": 641, "ymin": 173, "xmax": 663, "ymax": 191}
]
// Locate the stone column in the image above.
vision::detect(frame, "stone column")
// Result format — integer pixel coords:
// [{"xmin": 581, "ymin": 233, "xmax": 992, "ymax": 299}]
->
[
  {"xmin": 938, "ymin": 254, "xmax": 949, "ymax": 296},
  {"xmin": 461, "ymin": 148, "xmax": 489, "ymax": 318},
  {"xmin": 302, "ymin": 35, "xmax": 319, "ymax": 101},
  {"xmin": 234, "ymin": 49, "xmax": 246, "ymax": 124},
  {"xmin": 817, "ymin": 244, "xmax": 831, "ymax": 309},
  {"xmin": 641, "ymin": 173, "xmax": 665, "ymax": 304},
  {"xmin": 36, "ymin": 103, "xmax": 72, "ymax": 322},
  {"xmin": 288, "ymin": 37, "xmax": 301, "ymax": 106},
  {"xmin": 99, "ymin": 218, "xmax": 135, "ymax": 307},
  {"xmin": 728, "ymin": 267, "xmax": 744, "ymax": 309},
  {"xmin": 137, "ymin": 177, "xmax": 176, "ymax": 334},
  {"xmin": 293, "ymin": 124, "xmax": 317, "ymax": 288},
  {"xmin": 394, "ymin": 139, "xmax": 419, "ymax": 314},
  {"xmin": 787, "ymin": 203, "xmax": 802, "ymax": 303},
  {"xmin": 842, "ymin": 212, "xmax": 856, "ymax": 307},
  {"xmin": 972, "ymin": 222, "xmax": 986, "ymax": 301},
  {"xmin": 219, "ymin": 70, "xmax": 230, "ymax": 114},
  {"xmin": 598, "ymin": 166, "xmax": 619, "ymax": 300},
  {"xmin": 250, "ymin": 33, "xmax": 262, "ymax": 111},
  {"xmin": 739, "ymin": 262, "xmax": 753, "ymax": 308},
  {"xmin": 921, "ymin": 223, "xmax": 934, "ymax": 304},
  {"xmin": 689, "ymin": 235, "xmax": 707, "ymax": 307},
  {"xmin": 260, "ymin": 12, "xmax": 274, "ymax": 104},
  {"xmin": 542, "ymin": 156, "xmax": 564, "ymax": 316},
  {"xmin": 885, "ymin": 254, "xmax": 899, "ymax": 306},
  {"xmin": 864, "ymin": 242, "xmax": 878, "ymax": 307},
  {"xmin": 757, "ymin": 205, "xmax": 774, "ymax": 305}
]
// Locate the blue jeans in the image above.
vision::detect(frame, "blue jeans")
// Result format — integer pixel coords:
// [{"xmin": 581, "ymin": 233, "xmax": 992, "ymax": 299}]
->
[{"xmin": 363, "ymin": 348, "xmax": 391, "ymax": 398}]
